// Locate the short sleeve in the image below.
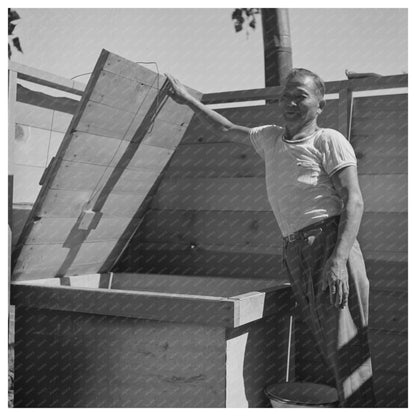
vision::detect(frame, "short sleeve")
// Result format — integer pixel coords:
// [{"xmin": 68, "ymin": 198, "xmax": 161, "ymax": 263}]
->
[
  {"xmin": 249, "ymin": 125, "xmax": 281, "ymax": 160},
  {"xmin": 318, "ymin": 129, "xmax": 357, "ymax": 176}
]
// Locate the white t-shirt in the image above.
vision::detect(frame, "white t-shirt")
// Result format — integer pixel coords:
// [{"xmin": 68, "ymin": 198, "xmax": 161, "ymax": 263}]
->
[{"xmin": 249, "ymin": 125, "xmax": 357, "ymax": 236}]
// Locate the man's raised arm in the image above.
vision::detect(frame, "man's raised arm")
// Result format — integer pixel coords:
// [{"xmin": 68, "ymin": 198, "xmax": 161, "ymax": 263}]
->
[{"xmin": 165, "ymin": 74, "xmax": 252, "ymax": 147}]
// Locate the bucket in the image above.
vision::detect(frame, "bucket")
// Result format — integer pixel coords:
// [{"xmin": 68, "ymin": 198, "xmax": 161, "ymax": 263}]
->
[{"xmin": 265, "ymin": 382, "xmax": 338, "ymax": 408}]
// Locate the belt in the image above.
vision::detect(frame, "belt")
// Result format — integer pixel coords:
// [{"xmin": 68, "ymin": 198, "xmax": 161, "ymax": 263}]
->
[{"xmin": 283, "ymin": 216, "xmax": 340, "ymax": 243}]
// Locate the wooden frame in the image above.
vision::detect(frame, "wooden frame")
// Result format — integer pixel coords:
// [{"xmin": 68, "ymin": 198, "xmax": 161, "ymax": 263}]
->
[{"xmin": 11, "ymin": 274, "xmax": 291, "ymax": 328}]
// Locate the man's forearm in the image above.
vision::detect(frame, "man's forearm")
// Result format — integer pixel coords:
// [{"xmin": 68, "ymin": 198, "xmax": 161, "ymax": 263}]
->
[
  {"xmin": 333, "ymin": 196, "xmax": 364, "ymax": 261},
  {"xmin": 185, "ymin": 95, "xmax": 235, "ymax": 133}
]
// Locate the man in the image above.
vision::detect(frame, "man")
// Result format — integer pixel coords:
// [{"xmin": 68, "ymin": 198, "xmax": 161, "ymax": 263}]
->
[{"xmin": 165, "ymin": 69, "xmax": 375, "ymax": 407}]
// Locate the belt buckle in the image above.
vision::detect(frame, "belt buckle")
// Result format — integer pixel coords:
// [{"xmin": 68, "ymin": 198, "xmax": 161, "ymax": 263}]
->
[{"xmin": 303, "ymin": 227, "xmax": 323, "ymax": 239}]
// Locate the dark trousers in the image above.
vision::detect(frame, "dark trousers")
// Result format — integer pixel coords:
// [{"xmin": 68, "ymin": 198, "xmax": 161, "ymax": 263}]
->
[{"xmin": 283, "ymin": 216, "xmax": 376, "ymax": 407}]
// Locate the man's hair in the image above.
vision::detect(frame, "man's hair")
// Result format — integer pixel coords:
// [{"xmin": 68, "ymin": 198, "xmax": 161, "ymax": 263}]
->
[{"xmin": 285, "ymin": 68, "xmax": 325, "ymax": 99}]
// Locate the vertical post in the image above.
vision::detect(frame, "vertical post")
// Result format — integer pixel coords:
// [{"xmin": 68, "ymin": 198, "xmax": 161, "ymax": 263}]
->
[
  {"xmin": 338, "ymin": 88, "xmax": 353, "ymax": 140},
  {"xmin": 8, "ymin": 69, "xmax": 17, "ymax": 403},
  {"xmin": 8, "ymin": 69, "xmax": 17, "ymax": 290},
  {"xmin": 261, "ymin": 8, "xmax": 293, "ymax": 87}
]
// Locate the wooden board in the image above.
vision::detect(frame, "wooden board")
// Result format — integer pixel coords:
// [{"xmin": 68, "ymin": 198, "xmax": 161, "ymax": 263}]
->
[
  {"xmin": 151, "ymin": 176, "xmax": 407, "ymax": 213},
  {"xmin": 368, "ymin": 329, "xmax": 407, "ymax": 376},
  {"xmin": 369, "ymin": 289, "xmax": 407, "ymax": 333},
  {"xmin": 12, "ymin": 49, "xmax": 201, "ymax": 281},
  {"xmin": 139, "ymin": 209, "xmax": 283, "ymax": 252},
  {"xmin": 113, "ymin": 241, "xmax": 288, "ymax": 281},
  {"xmin": 151, "ymin": 178, "xmax": 270, "ymax": 211},
  {"xmin": 17, "ymin": 83, "xmax": 80, "ymax": 114},
  {"xmin": 364, "ymin": 259, "xmax": 407, "ymax": 291},
  {"xmin": 15, "ymin": 101, "xmax": 73, "ymax": 132},
  {"xmin": 110, "ymin": 273, "xmax": 285, "ymax": 298},
  {"xmin": 14, "ymin": 307, "xmax": 227, "ymax": 407},
  {"xmin": 358, "ymin": 212, "xmax": 407, "ymax": 256},
  {"xmin": 200, "ymin": 75, "xmax": 407, "ymax": 104},
  {"xmin": 353, "ymin": 94, "xmax": 407, "ymax": 113},
  {"xmin": 359, "ymin": 174, "xmax": 407, "ymax": 213},
  {"xmin": 165, "ymin": 143, "xmax": 265, "ymax": 178},
  {"xmin": 11, "ymin": 284, "xmax": 235, "ymax": 326}
]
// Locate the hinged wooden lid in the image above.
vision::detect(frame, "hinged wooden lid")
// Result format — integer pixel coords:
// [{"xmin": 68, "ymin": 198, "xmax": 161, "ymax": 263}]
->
[{"xmin": 12, "ymin": 49, "xmax": 201, "ymax": 281}]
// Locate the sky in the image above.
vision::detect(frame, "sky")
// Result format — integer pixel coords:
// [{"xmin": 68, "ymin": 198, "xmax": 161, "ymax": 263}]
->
[{"xmin": 11, "ymin": 7, "xmax": 408, "ymax": 94}]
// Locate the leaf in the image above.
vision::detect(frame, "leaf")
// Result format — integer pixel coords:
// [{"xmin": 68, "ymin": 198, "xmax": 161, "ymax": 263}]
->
[
  {"xmin": 9, "ymin": 22, "xmax": 16, "ymax": 36},
  {"xmin": 234, "ymin": 22, "xmax": 243, "ymax": 32},
  {"xmin": 231, "ymin": 8, "xmax": 243, "ymax": 20},
  {"xmin": 8, "ymin": 9, "xmax": 20, "ymax": 23},
  {"xmin": 12, "ymin": 37, "xmax": 23, "ymax": 53}
]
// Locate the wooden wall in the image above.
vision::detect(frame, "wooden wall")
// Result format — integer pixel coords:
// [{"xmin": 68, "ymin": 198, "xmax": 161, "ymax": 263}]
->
[
  {"xmin": 350, "ymin": 93, "xmax": 408, "ymax": 407},
  {"xmin": 12, "ymin": 85, "xmax": 77, "ymax": 249},
  {"xmin": 115, "ymin": 89, "xmax": 408, "ymax": 407}
]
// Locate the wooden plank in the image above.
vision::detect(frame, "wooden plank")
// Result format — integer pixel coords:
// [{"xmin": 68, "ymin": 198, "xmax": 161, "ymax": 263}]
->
[
  {"xmin": 141, "ymin": 119, "xmax": 189, "ymax": 149},
  {"xmin": 103, "ymin": 52, "xmax": 163, "ymax": 85},
  {"xmin": 151, "ymin": 178, "xmax": 270, "ymax": 211},
  {"xmin": 368, "ymin": 330, "xmax": 407, "ymax": 375},
  {"xmin": 12, "ymin": 204, "xmax": 33, "ymax": 249},
  {"xmin": 139, "ymin": 209, "xmax": 283, "ymax": 251},
  {"xmin": 23, "ymin": 216, "xmax": 141, "ymax": 245},
  {"xmin": 111, "ymin": 273, "xmax": 285, "ymax": 298},
  {"xmin": 351, "ymin": 132, "xmax": 407, "ymax": 155},
  {"xmin": 14, "ymin": 307, "xmax": 227, "ymax": 407},
  {"xmin": 15, "ymin": 101, "xmax": 73, "ymax": 134},
  {"xmin": 217, "ymin": 104, "xmax": 285, "ymax": 127},
  {"xmin": 52, "ymin": 111, "xmax": 73, "ymax": 133},
  {"xmin": 352, "ymin": 110, "xmax": 407, "ymax": 121},
  {"xmin": 9, "ymin": 70, "xmax": 18, "ymax": 175},
  {"xmin": 9, "ymin": 69, "xmax": 17, "ymax": 308},
  {"xmin": 11, "ymin": 284, "xmax": 236, "ymax": 327},
  {"xmin": 38, "ymin": 189, "xmax": 148, "ymax": 218},
  {"xmin": 363, "ymin": 251, "xmax": 407, "ymax": 262},
  {"xmin": 359, "ymin": 174, "xmax": 407, "ymax": 213},
  {"xmin": 353, "ymin": 94, "xmax": 407, "ymax": 113},
  {"xmin": 151, "ymin": 176, "xmax": 407, "ymax": 213},
  {"xmin": 90, "ymin": 69, "xmax": 155, "ymax": 112},
  {"xmin": 355, "ymin": 147, "xmax": 407, "ymax": 175},
  {"xmin": 9, "ymin": 60, "xmax": 85, "ymax": 95},
  {"xmin": 226, "ymin": 313, "xmax": 291, "ymax": 407},
  {"xmin": 369, "ymin": 289, "xmax": 407, "ymax": 333},
  {"xmin": 13, "ymin": 125, "xmax": 52, "ymax": 168},
  {"xmin": 165, "ymin": 143, "xmax": 265, "ymax": 178},
  {"xmin": 76, "ymin": 100, "xmax": 135, "ymax": 139},
  {"xmin": 338, "ymin": 88, "xmax": 352, "ymax": 139},
  {"xmin": 48, "ymin": 160, "xmax": 160, "ymax": 194},
  {"xmin": 13, "ymin": 164, "xmax": 44, "ymax": 204},
  {"xmin": 113, "ymin": 241, "xmax": 287, "ymax": 281},
  {"xmin": 358, "ymin": 212, "xmax": 407, "ymax": 255},
  {"xmin": 365, "ymin": 259, "xmax": 407, "ymax": 291},
  {"xmin": 129, "ymin": 210, "xmax": 406, "ymax": 259},
  {"xmin": 16, "ymin": 83, "xmax": 80, "ymax": 114},
  {"xmin": 351, "ymin": 117, "xmax": 407, "ymax": 136},
  {"xmin": 201, "ymin": 75, "xmax": 407, "ymax": 104},
  {"xmin": 372, "ymin": 369, "xmax": 407, "ymax": 407},
  {"xmin": 13, "ymin": 240, "xmax": 126, "ymax": 278}
]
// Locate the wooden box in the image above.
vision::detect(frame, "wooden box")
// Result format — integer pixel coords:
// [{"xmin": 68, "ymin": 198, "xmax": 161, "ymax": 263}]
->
[{"xmin": 12, "ymin": 273, "xmax": 291, "ymax": 407}]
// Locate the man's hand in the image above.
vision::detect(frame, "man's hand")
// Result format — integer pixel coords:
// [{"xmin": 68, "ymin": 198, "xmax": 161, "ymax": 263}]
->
[
  {"xmin": 165, "ymin": 73, "xmax": 193, "ymax": 105},
  {"xmin": 321, "ymin": 255, "xmax": 349, "ymax": 309}
]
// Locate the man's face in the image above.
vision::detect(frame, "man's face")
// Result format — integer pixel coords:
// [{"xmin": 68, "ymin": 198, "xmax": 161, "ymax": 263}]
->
[{"xmin": 279, "ymin": 75, "xmax": 324, "ymax": 127}]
